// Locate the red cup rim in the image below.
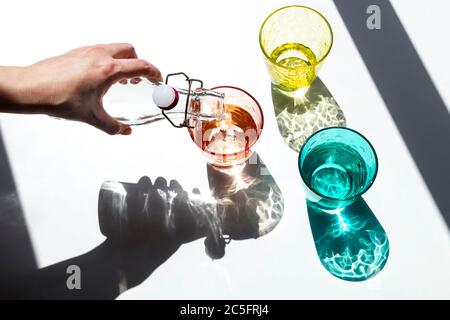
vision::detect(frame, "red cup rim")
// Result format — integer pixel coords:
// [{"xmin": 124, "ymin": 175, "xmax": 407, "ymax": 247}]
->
[{"xmin": 211, "ymin": 85, "xmax": 264, "ymax": 132}]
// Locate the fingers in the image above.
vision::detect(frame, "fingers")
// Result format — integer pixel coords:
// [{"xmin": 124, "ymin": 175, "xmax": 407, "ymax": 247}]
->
[
  {"xmin": 101, "ymin": 43, "xmax": 138, "ymax": 59},
  {"xmin": 111, "ymin": 59, "xmax": 163, "ymax": 84},
  {"xmin": 93, "ymin": 108, "xmax": 132, "ymax": 135},
  {"xmin": 169, "ymin": 180, "xmax": 184, "ymax": 194},
  {"xmin": 119, "ymin": 77, "xmax": 142, "ymax": 85},
  {"xmin": 96, "ymin": 43, "xmax": 163, "ymax": 85},
  {"xmin": 154, "ymin": 177, "xmax": 168, "ymax": 191},
  {"xmin": 130, "ymin": 77, "xmax": 142, "ymax": 84},
  {"xmin": 137, "ymin": 176, "xmax": 152, "ymax": 189}
]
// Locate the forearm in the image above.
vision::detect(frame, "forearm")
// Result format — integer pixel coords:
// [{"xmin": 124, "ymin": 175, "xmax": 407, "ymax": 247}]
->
[
  {"xmin": 12, "ymin": 241, "xmax": 122, "ymax": 299},
  {"xmin": 0, "ymin": 65, "xmax": 58, "ymax": 115},
  {"xmin": 12, "ymin": 239, "xmax": 178, "ymax": 299},
  {"xmin": 0, "ymin": 66, "xmax": 26, "ymax": 112},
  {"xmin": 0, "ymin": 66, "xmax": 42, "ymax": 115}
]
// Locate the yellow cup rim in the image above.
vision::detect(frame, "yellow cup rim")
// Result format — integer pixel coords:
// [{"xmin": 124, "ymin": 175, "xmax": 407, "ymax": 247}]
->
[{"xmin": 259, "ymin": 5, "xmax": 334, "ymax": 70}]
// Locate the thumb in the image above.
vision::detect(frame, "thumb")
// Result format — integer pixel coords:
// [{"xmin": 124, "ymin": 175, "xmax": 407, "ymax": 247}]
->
[{"xmin": 94, "ymin": 108, "xmax": 132, "ymax": 135}]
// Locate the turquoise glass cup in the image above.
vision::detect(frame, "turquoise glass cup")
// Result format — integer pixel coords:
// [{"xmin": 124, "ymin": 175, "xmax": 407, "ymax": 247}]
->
[{"xmin": 298, "ymin": 127, "xmax": 378, "ymax": 209}]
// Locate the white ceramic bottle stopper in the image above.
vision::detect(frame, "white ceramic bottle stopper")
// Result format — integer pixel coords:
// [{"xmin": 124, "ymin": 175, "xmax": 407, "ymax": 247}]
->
[{"xmin": 152, "ymin": 84, "xmax": 179, "ymax": 110}]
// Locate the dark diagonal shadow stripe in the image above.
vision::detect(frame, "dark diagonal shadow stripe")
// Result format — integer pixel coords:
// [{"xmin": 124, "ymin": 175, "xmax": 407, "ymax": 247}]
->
[
  {"xmin": 0, "ymin": 126, "xmax": 37, "ymax": 298},
  {"xmin": 334, "ymin": 0, "xmax": 450, "ymax": 228}
]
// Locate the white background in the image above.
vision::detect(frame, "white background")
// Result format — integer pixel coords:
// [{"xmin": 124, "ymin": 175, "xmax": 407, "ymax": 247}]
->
[{"xmin": 0, "ymin": 0, "xmax": 449, "ymax": 299}]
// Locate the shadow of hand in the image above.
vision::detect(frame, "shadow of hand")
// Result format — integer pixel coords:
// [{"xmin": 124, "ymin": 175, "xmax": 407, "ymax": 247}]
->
[{"xmin": 99, "ymin": 176, "xmax": 210, "ymax": 288}]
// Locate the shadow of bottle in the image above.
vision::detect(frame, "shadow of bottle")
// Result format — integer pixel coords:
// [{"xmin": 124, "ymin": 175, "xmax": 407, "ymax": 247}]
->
[
  {"xmin": 307, "ymin": 198, "xmax": 389, "ymax": 281},
  {"xmin": 271, "ymin": 77, "xmax": 347, "ymax": 152}
]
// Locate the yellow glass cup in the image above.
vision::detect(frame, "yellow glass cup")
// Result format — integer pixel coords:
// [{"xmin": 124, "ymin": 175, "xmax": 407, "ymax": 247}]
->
[{"xmin": 259, "ymin": 5, "xmax": 333, "ymax": 91}]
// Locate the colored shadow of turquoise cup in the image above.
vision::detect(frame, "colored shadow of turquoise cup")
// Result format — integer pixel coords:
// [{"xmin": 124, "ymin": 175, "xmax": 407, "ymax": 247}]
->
[{"xmin": 298, "ymin": 127, "xmax": 378, "ymax": 209}]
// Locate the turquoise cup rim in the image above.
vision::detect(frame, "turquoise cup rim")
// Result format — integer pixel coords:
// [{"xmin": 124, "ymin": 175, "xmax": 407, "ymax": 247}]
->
[{"xmin": 298, "ymin": 127, "xmax": 379, "ymax": 202}]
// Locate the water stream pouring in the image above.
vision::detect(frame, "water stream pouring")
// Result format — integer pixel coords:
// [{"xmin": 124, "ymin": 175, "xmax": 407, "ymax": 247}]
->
[{"xmin": 103, "ymin": 72, "xmax": 226, "ymax": 128}]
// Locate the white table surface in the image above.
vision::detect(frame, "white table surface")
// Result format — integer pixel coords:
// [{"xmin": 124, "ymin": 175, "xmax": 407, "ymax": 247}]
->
[{"xmin": 1, "ymin": 0, "xmax": 450, "ymax": 299}]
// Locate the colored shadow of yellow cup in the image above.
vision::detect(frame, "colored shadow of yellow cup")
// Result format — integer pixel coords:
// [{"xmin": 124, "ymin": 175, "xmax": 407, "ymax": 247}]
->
[{"xmin": 259, "ymin": 5, "xmax": 333, "ymax": 91}]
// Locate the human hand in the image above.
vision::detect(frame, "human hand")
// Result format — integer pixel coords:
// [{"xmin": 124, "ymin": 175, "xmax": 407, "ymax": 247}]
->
[{"xmin": 15, "ymin": 43, "xmax": 162, "ymax": 135}]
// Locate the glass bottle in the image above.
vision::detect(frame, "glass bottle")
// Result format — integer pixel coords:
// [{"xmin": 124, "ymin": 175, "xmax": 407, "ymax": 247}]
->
[{"xmin": 103, "ymin": 77, "xmax": 225, "ymax": 127}]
